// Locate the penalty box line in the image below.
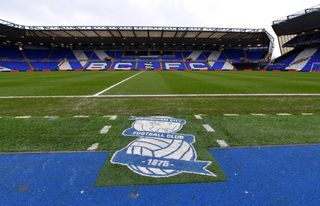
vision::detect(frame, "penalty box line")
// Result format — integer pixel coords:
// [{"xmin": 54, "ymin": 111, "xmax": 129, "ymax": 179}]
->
[{"xmin": 93, "ymin": 71, "xmax": 145, "ymax": 96}]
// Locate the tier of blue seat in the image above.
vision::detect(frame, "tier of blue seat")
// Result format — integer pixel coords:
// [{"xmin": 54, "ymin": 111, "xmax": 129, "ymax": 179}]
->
[
  {"xmin": 0, "ymin": 48, "xmax": 267, "ymax": 71},
  {"xmin": 267, "ymin": 48, "xmax": 320, "ymax": 72},
  {"xmin": 284, "ymin": 33, "xmax": 320, "ymax": 47},
  {"xmin": 301, "ymin": 49, "xmax": 320, "ymax": 72},
  {"xmin": 267, "ymin": 53, "xmax": 299, "ymax": 70}
]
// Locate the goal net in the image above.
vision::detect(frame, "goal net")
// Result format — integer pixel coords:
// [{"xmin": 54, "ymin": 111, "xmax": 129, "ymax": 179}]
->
[{"xmin": 310, "ymin": 62, "xmax": 320, "ymax": 72}]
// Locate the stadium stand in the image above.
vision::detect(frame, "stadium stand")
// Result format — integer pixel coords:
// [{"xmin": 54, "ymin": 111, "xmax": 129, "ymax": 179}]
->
[
  {"xmin": 0, "ymin": 19, "xmax": 273, "ymax": 72},
  {"xmin": 0, "ymin": 48, "xmax": 269, "ymax": 71},
  {"xmin": 270, "ymin": 4, "xmax": 320, "ymax": 72},
  {"xmin": 268, "ymin": 48, "xmax": 320, "ymax": 71}
]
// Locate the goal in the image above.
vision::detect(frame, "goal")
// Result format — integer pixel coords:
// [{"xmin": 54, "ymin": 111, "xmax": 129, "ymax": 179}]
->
[{"xmin": 310, "ymin": 62, "xmax": 320, "ymax": 72}]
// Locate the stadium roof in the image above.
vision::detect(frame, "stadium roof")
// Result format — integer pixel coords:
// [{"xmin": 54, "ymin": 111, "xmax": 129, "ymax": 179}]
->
[
  {"xmin": 272, "ymin": 4, "xmax": 320, "ymax": 36},
  {"xmin": 0, "ymin": 19, "xmax": 273, "ymax": 51}
]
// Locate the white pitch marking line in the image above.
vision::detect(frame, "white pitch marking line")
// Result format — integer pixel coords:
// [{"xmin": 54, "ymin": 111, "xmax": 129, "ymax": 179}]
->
[
  {"xmin": 15, "ymin": 116, "xmax": 31, "ymax": 119},
  {"xmin": 216, "ymin": 140, "xmax": 229, "ymax": 148},
  {"xmin": 194, "ymin": 114, "xmax": 203, "ymax": 120},
  {"xmin": 103, "ymin": 115, "xmax": 118, "ymax": 120},
  {"xmin": 224, "ymin": 114, "xmax": 239, "ymax": 117},
  {"xmin": 203, "ymin": 124, "xmax": 215, "ymax": 132},
  {"xmin": 44, "ymin": 116, "xmax": 59, "ymax": 119},
  {"xmin": 276, "ymin": 113, "xmax": 292, "ymax": 116},
  {"xmin": 93, "ymin": 71, "xmax": 145, "ymax": 96},
  {"xmin": 87, "ymin": 143, "xmax": 99, "ymax": 151},
  {"xmin": 73, "ymin": 115, "xmax": 89, "ymax": 118},
  {"xmin": 100, "ymin": 125, "xmax": 112, "ymax": 134},
  {"xmin": 302, "ymin": 113, "xmax": 313, "ymax": 116},
  {"xmin": 250, "ymin": 113, "xmax": 266, "ymax": 116},
  {"xmin": 1, "ymin": 93, "xmax": 320, "ymax": 99}
]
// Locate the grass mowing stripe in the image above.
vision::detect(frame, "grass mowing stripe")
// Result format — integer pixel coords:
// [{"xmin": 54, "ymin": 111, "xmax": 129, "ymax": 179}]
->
[
  {"xmin": 104, "ymin": 71, "xmax": 320, "ymax": 95},
  {"xmin": 0, "ymin": 72, "xmax": 135, "ymax": 96},
  {"xmin": 94, "ymin": 71, "xmax": 145, "ymax": 96},
  {"xmin": 1, "ymin": 71, "xmax": 319, "ymax": 96},
  {"xmin": 0, "ymin": 117, "xmax": 117, "ymax": 152},
  {"xmin": 205, "ymin": 114, "xmax": 320, "ymax": 147},
  {"xmin": 1, "ymin": 115, "xmax": 319, "ymax": 152},
  {"xmin": 0, "ymin": 97, "xmax": 319, "ymax": 116}
]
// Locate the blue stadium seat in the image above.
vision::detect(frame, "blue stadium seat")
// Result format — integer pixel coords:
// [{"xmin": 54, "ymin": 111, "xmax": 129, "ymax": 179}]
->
[
  {"xmin": 31, "ymin": 62, "xmax": 59, "ymax": 71},
  {"xmin": 0, "ymin": 48, "xmax": 270, "ymax": 71},
  {"xmin": 183, "ymin": 51, "xmax": 207, "ymax": 61},
  {"xmin": 111, "ymin": 61, "xmax": 136, "ymax": 70},
  {"xmin": 85, "ymin": 61, "xmax": 111, "ymax": 71},
  {"xmin": 247, "ymin": 50, "xmax": 267, "ymax": 61},
  {"xmin": 0, "ymin": 49, "xmax": 23, "ymax": 59},
  {"xmin": 223, "ymin": 49, "xmax": 245, "ymax": 61},
  {"xmin": 137, "ymin": 61, "xmax": 161, "ymax": 70},
  {"xmin": 161, "ymin": 61, "xmax": 186, "ymax": 70},
  {"xmin": 186, "ymin": 62, "xmax": 211, "ymax": 70},
  {"xmin": 50, "ymin": 49, "xmax": 71, "ymax": 60},
  {"xmin": 267, "ymin": 51, "xmax": 300, "ymax": 71},
  {"xmin": 162, "ymin": 52, "xmax": 183, "ymax": 60},
  {"xmin": 24, "ymin": 49, "xmax": 50, "ymax": 60},
  {"xmin": 69, "ymin": 61, "xmax": 83, "ymax": 70},
  {"xmin": 84, "ymin": 51, "xmax": 100, "ymax": 60},
  {"xmin": 0, "ymin": 61, "xmax": 31, "ymax": 71},
  {"xmin": 212, "ymin": 62, "xmax": 225, "ymax": 70},
  {"xmin": 301, "ymin": 48, "xmax": 320, "ymax": 72}
]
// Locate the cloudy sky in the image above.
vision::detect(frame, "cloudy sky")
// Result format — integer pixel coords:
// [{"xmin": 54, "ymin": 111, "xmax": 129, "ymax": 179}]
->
[{"xmin": 0, "ymin": 0, "xmax": 319, "ymax": 56}]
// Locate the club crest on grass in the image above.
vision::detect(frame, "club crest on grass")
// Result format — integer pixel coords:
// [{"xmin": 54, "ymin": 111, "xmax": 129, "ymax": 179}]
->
[{"xmin": 111, "ymin": 116, "xmax": 216, "ymax": 178}]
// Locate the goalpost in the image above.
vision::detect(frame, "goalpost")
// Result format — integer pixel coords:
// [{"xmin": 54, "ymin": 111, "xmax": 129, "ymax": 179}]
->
[{"xmin": 310, "ymin": 62, "xmax": 320, "ymax": 72}]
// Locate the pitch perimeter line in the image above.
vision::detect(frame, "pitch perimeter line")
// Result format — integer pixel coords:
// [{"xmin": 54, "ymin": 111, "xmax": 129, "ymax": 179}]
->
[
  {"xmin": 0, "ymin": 93, "xmax": 320, "ymax": 99},
  {"xmin": 93, "ymin": 71, "xmax": 145, "ymax": 96}
]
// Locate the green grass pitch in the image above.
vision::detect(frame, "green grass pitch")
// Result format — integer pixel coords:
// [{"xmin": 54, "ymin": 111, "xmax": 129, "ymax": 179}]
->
[
  {"xmin": 0, "ymin": 71, "xmax": 319, "ymax": 96},
  {"xmin": 0, "ymin": 71, "xmax": 319, "ymax": 185}
]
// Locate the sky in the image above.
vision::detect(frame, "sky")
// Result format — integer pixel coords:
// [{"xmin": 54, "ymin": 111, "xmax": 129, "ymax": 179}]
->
[{"xmin": 0, "ymin": 0, "xmax": 319, "ymax": 57}]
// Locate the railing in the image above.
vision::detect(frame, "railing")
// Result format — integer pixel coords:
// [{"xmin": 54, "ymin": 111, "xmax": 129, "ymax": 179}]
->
[{"xmin": 273, "ymin": 4, "xmax": 320, "ymax": 25}]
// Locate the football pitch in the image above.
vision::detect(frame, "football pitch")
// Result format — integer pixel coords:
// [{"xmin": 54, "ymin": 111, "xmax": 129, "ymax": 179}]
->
[
  {"xmin": 1, "ymin": 71, "xmax": 320, "ymax": 187},
  {"xmin": 0, "ymin": 71, "xmax": 320, "ymax": 96}
]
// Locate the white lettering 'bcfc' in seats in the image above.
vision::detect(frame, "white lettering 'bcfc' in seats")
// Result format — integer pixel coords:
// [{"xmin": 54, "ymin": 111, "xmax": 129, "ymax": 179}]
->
[
  {"xmin": 114, "ymin": 62, "xmax": 133, "ymax": 70},
  {"xmin": 164, "ymin": 63, "xmax": 182, "ymax": 70},
  {"xmin": 86, "ymin": 63, "xmax": 108, "ymax": 70},
  {"xmin": 189, "ymin": 63, "xmax": 208, "ymax": 70}
]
